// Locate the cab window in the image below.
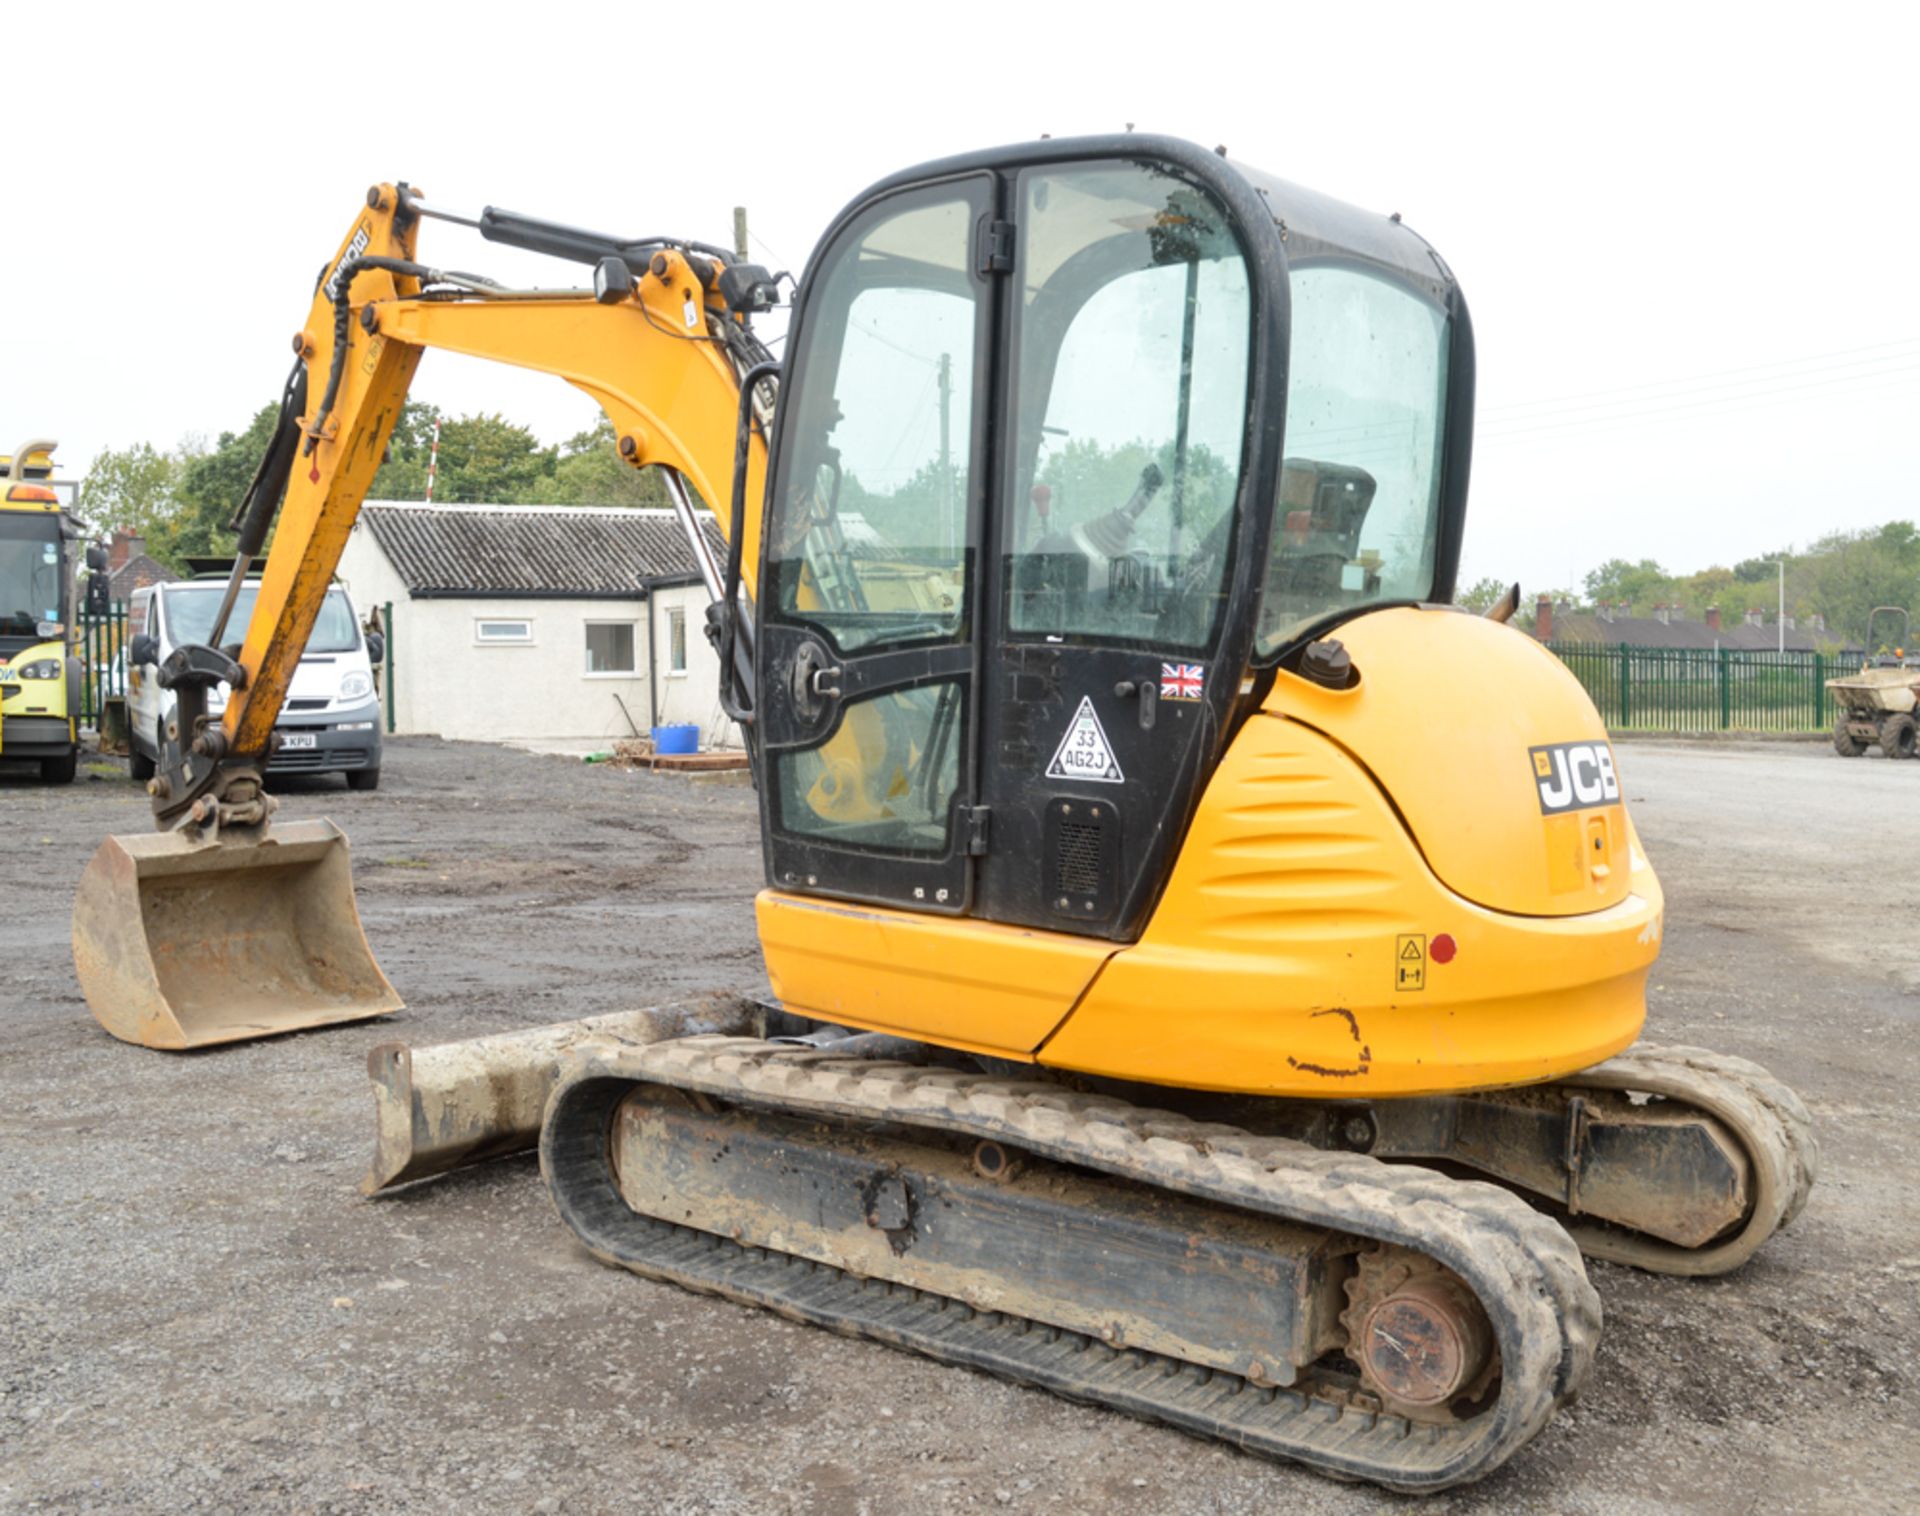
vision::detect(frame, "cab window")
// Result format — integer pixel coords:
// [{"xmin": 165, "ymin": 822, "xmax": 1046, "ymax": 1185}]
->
[
  {"xmin": 767, "ymin": 191, "xmax": 982, "ymax": 657},
  {"xmin": 1256, "ymin": 265, "xmax": 1450, "ymax": 652},
  {"xmin": 1006, "ymin": 162, "xmax": 1253, "ymax": 650}
]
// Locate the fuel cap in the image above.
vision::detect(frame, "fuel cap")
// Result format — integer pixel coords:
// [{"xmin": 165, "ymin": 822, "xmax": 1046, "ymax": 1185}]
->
[{"xmin": 1300, "ymin": 637, "xmax": 1353, "ymax": 690}]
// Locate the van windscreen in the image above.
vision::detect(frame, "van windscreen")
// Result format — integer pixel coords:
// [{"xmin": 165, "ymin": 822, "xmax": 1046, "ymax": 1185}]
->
[{"xmin": 164, "ymin": 585, "xmax": 359, "ymax": 653}]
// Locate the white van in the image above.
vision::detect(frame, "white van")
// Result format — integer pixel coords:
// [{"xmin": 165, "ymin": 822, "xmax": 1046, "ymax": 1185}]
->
[{"xmin": 126, "ymin": 577, "xmax": 384, "ymax": 789}]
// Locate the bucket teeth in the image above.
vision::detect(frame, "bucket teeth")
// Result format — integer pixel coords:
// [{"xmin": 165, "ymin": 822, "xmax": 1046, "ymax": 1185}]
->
[{"xmin": 71, "ymin": 818, "xmax": 401, "ymax": 1050}]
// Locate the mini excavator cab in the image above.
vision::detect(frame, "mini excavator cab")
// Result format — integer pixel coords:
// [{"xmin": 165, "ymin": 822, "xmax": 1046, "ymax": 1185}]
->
[{"xmin": 753, "ymin": 139, "xmax": 1470, "ymax": 938}]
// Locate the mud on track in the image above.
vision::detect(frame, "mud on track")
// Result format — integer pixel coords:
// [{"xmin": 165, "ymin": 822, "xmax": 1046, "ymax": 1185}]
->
[{"xmin": 1, "ymin": 736, "xmax": 1915, "ymax": 1513}]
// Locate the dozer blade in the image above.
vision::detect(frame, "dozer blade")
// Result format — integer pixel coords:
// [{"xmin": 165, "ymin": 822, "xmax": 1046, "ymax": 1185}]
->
[
  {"xmin": 361, "ymin": 995, "xmax": 759, "ymax": 1193},
  {"xmin": 71, "ymin": 818, "xmax": 401, "ymax": 1051}
]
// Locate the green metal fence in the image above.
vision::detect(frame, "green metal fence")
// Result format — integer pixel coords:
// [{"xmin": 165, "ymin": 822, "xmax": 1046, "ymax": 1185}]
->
[
  {"xmin": 77, "ymin": 602, "xmax": 128, "ymax": 724},
  {"xmin": 1544, "ymin": 642, "xmax": 1857, "ymax": 734}
]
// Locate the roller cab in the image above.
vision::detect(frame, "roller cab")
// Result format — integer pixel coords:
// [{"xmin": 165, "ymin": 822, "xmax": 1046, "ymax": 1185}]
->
[{"xmin": 746, "ymin": 134, "xmax": 1658, "ymax": 1096}]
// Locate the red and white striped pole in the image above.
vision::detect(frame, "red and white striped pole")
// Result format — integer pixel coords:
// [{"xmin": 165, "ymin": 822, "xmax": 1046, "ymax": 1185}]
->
[{"xmin": 423, "ymin": 416, "xmax": 442, "ymax": 503}]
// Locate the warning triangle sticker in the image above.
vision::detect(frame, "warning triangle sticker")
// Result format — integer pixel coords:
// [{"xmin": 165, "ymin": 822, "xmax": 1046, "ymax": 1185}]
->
[
  {"xmin": 1046, "ymin": 696, "xmax": 1124, "ymax": 784},
  {"xmin": 1400, "ymin": 938, "xmax": 1425, "ymax": 960}
]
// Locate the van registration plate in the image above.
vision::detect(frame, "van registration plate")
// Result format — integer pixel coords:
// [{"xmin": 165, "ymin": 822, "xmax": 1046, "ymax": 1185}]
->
[{"xmin": 278, "ymin": 732, "xmax": 318, "ymax": 751}]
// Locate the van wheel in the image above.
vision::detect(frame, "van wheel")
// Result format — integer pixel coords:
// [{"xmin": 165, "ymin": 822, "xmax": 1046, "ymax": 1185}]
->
[
  {"xmin": 129, "ymin": 739, "xmax": 155, "ymax": 781},
  {"xmin": 346, "ymin": 767, "xmax": 380, "ymax": 792},
  {"xmin": 41, "ymin": 749, "xmax": 78, "ymax": 785}
]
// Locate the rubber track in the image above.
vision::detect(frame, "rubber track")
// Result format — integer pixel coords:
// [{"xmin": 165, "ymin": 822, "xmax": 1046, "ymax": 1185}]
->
[
  {"xmin": 1556, "ymin": 1042, "xmax": 1819, "ymax": 1276},
  {"xmin": 542, "ymin": 1036, "xmax": 1601, "ymax": 1492}
]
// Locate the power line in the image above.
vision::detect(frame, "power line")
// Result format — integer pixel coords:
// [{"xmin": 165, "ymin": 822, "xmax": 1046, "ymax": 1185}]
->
[
  {"xmin": 1479, "ymin": 336, "xmax": 1920, "ymax": 421},
  {"xmin": 1479, "ymin": 361, "xmax": 1920, "ymax": 446}
]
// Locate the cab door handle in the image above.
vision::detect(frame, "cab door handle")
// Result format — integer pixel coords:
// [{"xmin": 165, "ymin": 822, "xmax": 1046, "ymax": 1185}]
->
[{"xmin": 1112, "ymin": 678, "xmax": 1157, "ymax": 730}]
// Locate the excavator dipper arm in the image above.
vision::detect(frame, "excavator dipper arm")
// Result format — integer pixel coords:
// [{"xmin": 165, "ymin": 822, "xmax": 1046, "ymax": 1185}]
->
[{"xmin": 72, "ymin": 184, "xmax": 773, "ymax": 1050}]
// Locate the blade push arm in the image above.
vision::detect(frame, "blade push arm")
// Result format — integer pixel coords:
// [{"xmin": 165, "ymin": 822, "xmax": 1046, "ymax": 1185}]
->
[{"xmin": 154, "ymin": 183, "xmax": 771, "ymax": 834}]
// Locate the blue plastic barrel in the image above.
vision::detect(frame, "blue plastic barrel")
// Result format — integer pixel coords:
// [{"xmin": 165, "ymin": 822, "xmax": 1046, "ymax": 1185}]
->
[{"xmin": 652, "ymin": 723, "xmax": 699, "ymax": 755}]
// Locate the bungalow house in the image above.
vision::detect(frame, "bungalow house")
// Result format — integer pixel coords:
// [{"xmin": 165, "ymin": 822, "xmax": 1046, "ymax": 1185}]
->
[
  {"xmin": 1527, "ymin": 596, "xmax": 1858, "ymax": 656},
  {"xmin": 333, "ymin": 501, "xmax": 740, "ymax": 749}
]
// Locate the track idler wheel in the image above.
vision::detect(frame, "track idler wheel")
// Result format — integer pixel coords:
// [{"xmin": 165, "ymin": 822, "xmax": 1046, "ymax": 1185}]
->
[{"xmin": 1342, "ymin": 1245, "xmax": 1498, "ymax": 1421}]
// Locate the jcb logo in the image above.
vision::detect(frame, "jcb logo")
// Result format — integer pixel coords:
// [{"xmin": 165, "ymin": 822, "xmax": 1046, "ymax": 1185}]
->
[
  {"xmin": 324, "ymin": 222, "xmax": 373, "ymax": 300},
  {"xmin": 1529, "ymin": 741, "xmax": 1620, "ymax": 815}
]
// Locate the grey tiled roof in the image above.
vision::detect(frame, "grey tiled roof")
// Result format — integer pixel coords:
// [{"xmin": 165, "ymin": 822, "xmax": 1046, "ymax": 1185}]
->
[
  {"xmin": 361, "ymin": 503, "xmax": 722, "ymax": 599},
  {"xmin": 108, "ymin": 553, "xmax": 179, "ymax": 596},
  {"xmin": 1534, "ymin": 612, "xmax": 1858, "ymax": 654}
]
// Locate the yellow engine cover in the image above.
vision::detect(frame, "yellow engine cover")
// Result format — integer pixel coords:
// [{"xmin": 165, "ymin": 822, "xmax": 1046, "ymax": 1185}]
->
[
  {"xmin": 1271, "ymin": 609, "xmax": 1631, "ymax": 917},
  {"xmin": 1042, "ymin": 608, "xmax": 1658, "ymax": 1096}
]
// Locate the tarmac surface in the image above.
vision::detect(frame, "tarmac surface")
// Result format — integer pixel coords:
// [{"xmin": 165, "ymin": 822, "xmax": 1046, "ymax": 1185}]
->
[{"xmin": 2, "ymin": 735, "xmax": 1915, "ymax": 1514}]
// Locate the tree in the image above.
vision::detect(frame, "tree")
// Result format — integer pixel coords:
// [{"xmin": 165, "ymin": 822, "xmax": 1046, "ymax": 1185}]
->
[
  {"xmin": 1798, "ymin": 521, "xmax": 1920, "ymax": 647},
  {"xmin": 152, "ymin": 404, "xmax": 282, "ymax": 567},
  {"xmin": 1732, "ymin": 548, "xmax": 1795, "ymax": 584},
  {"xmin": 1582, "ymin": 557, "xmax": 1671, "ymax": 612},
  {"xmin": 543, "ymin": 418, "xmax": 672, "ymax": 508},
  {"xmin": 425, "ymin": 413, "xmax": 557, "ymax": 504},
  {"xmin": 1039, "ymin": 437, "xmax": 1160, "ymax": 532},
  {"xmin": 77, "ymin": 441, "xmax": 188, "ymax": 539},
  {"xmin": 368, "ymin": 400, "xmax": 443, "ymax": 500},
  {"xmin": 1036, "ymin": 436, "xmax": 1234, "ymax": 548},
  {"xmin": 1455, "ymin": 576, "xmax": 1512, "ymax": 614}
]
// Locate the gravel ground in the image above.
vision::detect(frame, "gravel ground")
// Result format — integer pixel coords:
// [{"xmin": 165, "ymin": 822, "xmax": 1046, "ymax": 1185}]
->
[{"xmin": 1, "ymin": 736, "xmax": 1915, "ymax": 1514}]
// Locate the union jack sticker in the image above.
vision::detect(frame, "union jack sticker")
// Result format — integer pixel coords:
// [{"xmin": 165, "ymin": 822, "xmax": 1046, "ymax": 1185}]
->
[{"xmin": 1159, "ymin": 662, "xmax": 1205, "ymax": 701}]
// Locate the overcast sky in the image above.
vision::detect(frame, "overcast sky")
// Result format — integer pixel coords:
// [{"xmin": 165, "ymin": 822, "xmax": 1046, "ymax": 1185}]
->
[{"xmin": 6, "ymin": 3, "xmax": 1914, "ymax": 597}]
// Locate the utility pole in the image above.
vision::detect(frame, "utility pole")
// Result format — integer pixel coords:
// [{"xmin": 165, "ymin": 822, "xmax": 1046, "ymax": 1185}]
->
[
  {"xmin": 1777, "ymin": 559, "xmax": 1785, "ymax": 655},
  {"xmin": 732, "ymin": 206, "xmax": 749, "ymax": 264},
  {"xmin": 937, "ymin": 353, "xmax": 953, "ymax": 553},
  {"xmin": 1168, "ymin": 255, "xmax": 1200, "ymax": 563},
  {"xmin": 424, "ymin": 415, "xmax": 442, "ymax": 504}
]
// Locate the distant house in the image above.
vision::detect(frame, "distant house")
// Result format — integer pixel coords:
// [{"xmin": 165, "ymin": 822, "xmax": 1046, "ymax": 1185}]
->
[
  {"xmin": 1527, "ymin": 596, "xmax": 1857, "ymax": 656},
  {"xmin": 334, "ymin": 502, "xmax": 739, "ymax": 749},
  {"xmin": 105, "ymin": 529, "xmax": 178, "ymax": 599}
]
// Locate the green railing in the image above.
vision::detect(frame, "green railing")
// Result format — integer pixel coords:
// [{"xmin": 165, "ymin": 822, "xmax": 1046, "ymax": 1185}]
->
[
  {"xmin": 1544, "ymin": 642, "xmax": 1855, "ymax": 734},
  {"xmin": 76, "ymin": 601, "xmax": 129, "ymax": 724}
]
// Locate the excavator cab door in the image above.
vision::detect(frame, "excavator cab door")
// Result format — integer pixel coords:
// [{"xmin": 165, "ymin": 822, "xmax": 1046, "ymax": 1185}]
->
[
  {"xmin": 972, "ymin": 159, "xmax": 1268, "ymax": 937},
  {"xmin": 758, "ymin": 144, "xmax": 1282, "ymax": 934},
  {"xmin": 756, "ymin": 176, "xmax": 996, "ymax": 913}
]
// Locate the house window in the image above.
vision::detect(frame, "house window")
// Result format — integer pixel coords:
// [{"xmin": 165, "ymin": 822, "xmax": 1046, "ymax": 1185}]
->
[
  {"xmin": 668, "ymin": 607, "xmax": 687, "ymax": 674},
  {"xmin": 475, "ymin": 617, "xmax": 533, "ymax": 645},
  {"xmin": 585, "ymin": 621, "xmax": 637, "ymax": 675}
]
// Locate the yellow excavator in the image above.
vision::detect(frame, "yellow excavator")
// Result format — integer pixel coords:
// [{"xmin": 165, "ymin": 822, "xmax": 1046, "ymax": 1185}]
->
[{"xmin": 70, "ymin": 136, "xmax": 1816, "ymax": 1490}]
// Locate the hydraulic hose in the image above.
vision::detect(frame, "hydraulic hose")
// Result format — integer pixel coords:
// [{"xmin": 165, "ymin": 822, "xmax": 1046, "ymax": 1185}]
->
[
  {"xmin": 715, "ymin": 359, "xmax": 781, "ymax": 724},
  {"xmin": 209, "ymin": 361, "xmax": 309, "ymax": 649},
  {"xmin": 307, "ymin": 255, "xmax": 439, "ymax": 456}
]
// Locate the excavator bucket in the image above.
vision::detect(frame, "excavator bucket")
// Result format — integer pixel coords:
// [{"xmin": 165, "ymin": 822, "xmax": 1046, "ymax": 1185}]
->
[{"xmin": 71, "ymin": 818, "xmax": 400, "ymax": 1050}]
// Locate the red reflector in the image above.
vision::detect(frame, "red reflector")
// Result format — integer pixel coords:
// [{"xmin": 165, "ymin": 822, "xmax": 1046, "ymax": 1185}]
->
[{"xmin": 1430, "ymin": 933, "xmax": 1457, "ymax": 965}]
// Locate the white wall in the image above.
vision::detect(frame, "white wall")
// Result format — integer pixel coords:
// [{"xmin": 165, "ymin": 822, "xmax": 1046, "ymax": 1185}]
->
[
  {"xmin": 647, "ymin": 582, "xmax": 737, "ymax": 749},
  {"xmin": 336, "ymin": 524, "xmax": 740, "ymax": 748}
]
